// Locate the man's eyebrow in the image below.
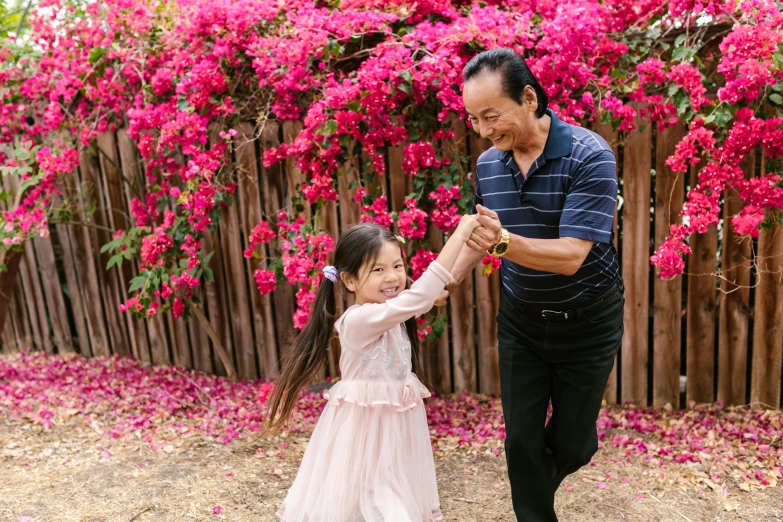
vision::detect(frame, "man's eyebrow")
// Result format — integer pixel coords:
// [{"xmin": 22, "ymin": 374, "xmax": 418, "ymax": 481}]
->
[{"xmin": 466, "ymin": 108, "xmax": 498, "ymax": 117}]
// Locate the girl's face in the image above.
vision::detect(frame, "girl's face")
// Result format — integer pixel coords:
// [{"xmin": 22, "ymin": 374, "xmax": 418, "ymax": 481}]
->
[{"xmin": 342, "ymin": 240, "xmax": 407, "ymax": 306}]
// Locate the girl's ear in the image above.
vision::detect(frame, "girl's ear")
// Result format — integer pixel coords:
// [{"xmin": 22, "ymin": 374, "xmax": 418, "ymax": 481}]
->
[{"xmin": 341, "ymin": 272, "xmax": 357, "ymax": 292}]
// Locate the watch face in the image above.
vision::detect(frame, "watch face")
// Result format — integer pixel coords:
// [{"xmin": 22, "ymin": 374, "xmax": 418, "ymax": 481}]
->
[{"xmin": 495, "ymin": 242, "xmax": 508, "ymax": 255}]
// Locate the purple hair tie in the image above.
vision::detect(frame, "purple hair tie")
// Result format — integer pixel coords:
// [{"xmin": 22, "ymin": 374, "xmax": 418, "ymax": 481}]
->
[{"xmin": 322, "ymin": 265, "xmax": 338, "ymax": 283}]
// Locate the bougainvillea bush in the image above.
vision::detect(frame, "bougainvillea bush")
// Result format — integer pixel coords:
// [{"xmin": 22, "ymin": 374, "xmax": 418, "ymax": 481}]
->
[{"xmin": 0, "ymin": 0, "xmax": 782, "ymax": 339}]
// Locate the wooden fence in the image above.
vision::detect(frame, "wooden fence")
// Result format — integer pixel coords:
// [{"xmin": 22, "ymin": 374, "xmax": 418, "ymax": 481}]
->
[{"xmin": 1, "ymin": 119, "xmax": 782, "ymax": 409}]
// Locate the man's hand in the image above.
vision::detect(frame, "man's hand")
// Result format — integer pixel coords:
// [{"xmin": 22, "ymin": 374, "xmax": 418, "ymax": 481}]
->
[
  {"xmin": 467, "ymin": 204, "xmax": 503, "ymax": 252},
  {"xmin": 434, "ymin": 289, "xmax": 449, "ymax": 307}
]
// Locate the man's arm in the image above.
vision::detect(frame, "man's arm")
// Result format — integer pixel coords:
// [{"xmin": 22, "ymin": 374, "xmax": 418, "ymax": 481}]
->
[
  {"xmin": 473, "ymin": 205, "xmax": 593, "ymax": 276},
  {"xmin": 444, "ymin": 243, "xmax": 485, "ymax": 292},
  {"xmin": 500, "ymin": 233, "xmax": 592, "ymax": 276}
]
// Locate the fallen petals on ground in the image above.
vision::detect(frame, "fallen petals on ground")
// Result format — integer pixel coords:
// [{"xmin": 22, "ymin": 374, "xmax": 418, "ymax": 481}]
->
[{"xmin": 1, "ymin": 351, "xmax": 781, "ymax": 495}]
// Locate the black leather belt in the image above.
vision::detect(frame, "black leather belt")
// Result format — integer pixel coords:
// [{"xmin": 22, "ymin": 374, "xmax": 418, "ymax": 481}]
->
[{"xmin": 507, "ymin": 278, "xmax": 624, "ymax": 322}]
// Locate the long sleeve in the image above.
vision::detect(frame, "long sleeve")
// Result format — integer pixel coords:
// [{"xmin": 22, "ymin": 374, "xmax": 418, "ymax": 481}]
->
[{"xmin": 337, "ymin": 261, "xmax": 454, "ymax": 349}]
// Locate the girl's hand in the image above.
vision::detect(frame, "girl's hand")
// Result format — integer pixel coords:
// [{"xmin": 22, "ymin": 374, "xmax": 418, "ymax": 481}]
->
[
  {"xmin": 468, "ymin": 205, "xmax": 503, "ymax": 252},
  {"xmin": 455, "ymin": 214, "xmax": 481, "ymax": 239},
  {"xmin": 434, "ymin": 289, "xmax": 449, "ymax": 307}
]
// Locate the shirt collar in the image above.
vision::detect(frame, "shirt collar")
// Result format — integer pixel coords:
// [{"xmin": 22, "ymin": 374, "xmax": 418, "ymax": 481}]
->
[
  {"xmin": 499, "ymin": 108, "xmax": 572, "ymax": 165},
  {"xmin": 542, "ymin": 108, "xmax": 572, "ymax": 160}
]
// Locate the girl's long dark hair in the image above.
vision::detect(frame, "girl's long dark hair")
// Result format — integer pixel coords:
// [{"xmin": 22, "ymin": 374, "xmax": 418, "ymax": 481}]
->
[{"xmin": 263, "ymin": 223, "xmax": 426, "ymax": 433}]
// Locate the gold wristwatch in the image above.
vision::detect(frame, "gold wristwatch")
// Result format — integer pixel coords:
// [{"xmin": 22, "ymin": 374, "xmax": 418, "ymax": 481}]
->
[{"xmin": 488, "ymin": 228, "xmax": 510, "ymax": 258}]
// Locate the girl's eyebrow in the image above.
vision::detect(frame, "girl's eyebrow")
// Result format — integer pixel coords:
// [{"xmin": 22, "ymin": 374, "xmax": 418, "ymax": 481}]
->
[{"xmin": 372, "ymin": 257, "xmax": 403, "ymax": 268}]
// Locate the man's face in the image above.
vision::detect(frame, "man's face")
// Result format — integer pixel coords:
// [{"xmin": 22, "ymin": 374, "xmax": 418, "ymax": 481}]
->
[{"xmin": 462, "ymin": 71, "xmax": 535, "ymax": 152}]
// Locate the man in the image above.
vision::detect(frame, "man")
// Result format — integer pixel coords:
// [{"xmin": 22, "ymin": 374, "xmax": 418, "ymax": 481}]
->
[{"xmin": 442, "ymin": 48, "xmax": 624, "ymax": 521}]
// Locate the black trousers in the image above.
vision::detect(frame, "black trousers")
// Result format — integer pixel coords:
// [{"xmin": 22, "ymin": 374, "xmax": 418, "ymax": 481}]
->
[{"xmin": 497, "ymin": 280, "xmax": 624, "ymax": 522}]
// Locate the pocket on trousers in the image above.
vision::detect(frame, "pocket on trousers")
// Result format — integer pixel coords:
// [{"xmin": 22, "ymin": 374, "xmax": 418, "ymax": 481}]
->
[{"xmin": 581, "ymin": 291, "xmax": 624, "ymax": 325}]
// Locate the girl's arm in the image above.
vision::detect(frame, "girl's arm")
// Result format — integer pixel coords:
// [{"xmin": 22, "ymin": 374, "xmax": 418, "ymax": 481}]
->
[{"xmin": 340, "ymin": 216, "xmax": 479, "ymax": 348}]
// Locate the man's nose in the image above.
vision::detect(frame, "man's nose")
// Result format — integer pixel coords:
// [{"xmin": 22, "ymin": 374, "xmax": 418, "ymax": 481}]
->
[{"xmin": 478, "ymin": 123, "xmax": 493, "ymax": 139}]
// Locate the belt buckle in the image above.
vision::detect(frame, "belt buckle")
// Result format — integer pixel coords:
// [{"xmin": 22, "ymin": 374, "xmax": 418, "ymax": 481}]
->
[{"xmin": 541, "ymin": 309, "xmax": 568, "ymax": 320}]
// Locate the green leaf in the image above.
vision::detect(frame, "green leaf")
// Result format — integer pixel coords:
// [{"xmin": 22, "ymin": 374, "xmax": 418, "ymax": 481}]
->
[
  {"xmin": 19, "ymin": 173, "xmax": 43, "ymax": 194},
  {"xmin": 323, "ymin": 120, "xmax": 337, "ymax": 136},
  {"xmin": 770, "ymin": 93, "xmax": 783, "ymax": 106},
  {"xmin": 88, "ymin": 47, "xmax": 106, "ymax": 64},
  {"xmin": 128, "ymin": 275, "xmax": 147, "ymax": 293},
  {"xmin": 431, "ymin": 314, "xmax": 448, "ymax": 338},
  {"xmin": 106, "ymin": 255, "xmax": 122, "ymax": 270},
  {"xmin": 398, "ymin": 83, "xmax": 411, "ymax": 95},
  {"xmin": 179, "ymin": 259, "xmax": 189, "ymax": 269},
  {"xmin": 674, "ymin": 33, "xmax": 687, "ymax": 47},
  {"xmin": 205, "ymin": 268, "xmax": 214, "ymax": 283},
  {"xmin": 0, "ymin": 263, "xmax": 7, "ymax": 272},
  {"xmin": 713, "ymin": 104, "xmax": 734, "ymax": 128},
  {"xmin": 202, "ymin": 251, "xmax": 215, "ymax": 265}
]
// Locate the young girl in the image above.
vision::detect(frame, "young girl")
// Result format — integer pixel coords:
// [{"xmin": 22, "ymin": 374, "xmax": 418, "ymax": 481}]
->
[{"xmin": 265, "ymin": 216, "xmax": 480, "ymax": 522}]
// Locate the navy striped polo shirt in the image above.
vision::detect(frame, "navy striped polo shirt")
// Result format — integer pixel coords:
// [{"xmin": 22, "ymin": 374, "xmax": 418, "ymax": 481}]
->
[{"xmin": 473, "ymin": 108, "xmax": 620, "ymax": 308}]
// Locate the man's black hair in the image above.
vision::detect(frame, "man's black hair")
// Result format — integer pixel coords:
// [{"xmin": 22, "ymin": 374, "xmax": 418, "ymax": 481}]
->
[{"xmin": 463, "ymin": 48, "xmax": 549, "ymax": 118}]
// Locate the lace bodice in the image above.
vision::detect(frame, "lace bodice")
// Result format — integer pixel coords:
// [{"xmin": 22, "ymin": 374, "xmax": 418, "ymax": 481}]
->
[{"xmin": 333, "ymin": 261, "xmax": 454, "ymax": 383}]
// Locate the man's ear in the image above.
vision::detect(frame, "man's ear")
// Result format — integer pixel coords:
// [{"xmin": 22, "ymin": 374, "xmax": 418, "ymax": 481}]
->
[{"xmin": 523, "ymin": 86, "xmax": 538, "ymax": 109}]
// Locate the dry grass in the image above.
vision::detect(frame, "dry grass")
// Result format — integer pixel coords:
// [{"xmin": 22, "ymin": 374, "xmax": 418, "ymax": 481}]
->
[{"xmin": 1, "ymin": 414, "xmax": 781, "ymax": 522}]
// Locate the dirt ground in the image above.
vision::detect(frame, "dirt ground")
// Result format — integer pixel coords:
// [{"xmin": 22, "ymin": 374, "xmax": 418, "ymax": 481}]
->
[{"xmin": 1, "ymin": 413, "xmax": 782, "ymax": 522}]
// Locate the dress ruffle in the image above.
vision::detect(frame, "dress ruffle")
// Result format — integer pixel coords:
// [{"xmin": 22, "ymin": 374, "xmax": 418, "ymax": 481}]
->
[
  {"xmin": 276, "ymin": 380, "xmax": 443, "ymax": 522},
  {"xmin": 323, "ymin": 375, "xmax": 431, "ymax": 412}
]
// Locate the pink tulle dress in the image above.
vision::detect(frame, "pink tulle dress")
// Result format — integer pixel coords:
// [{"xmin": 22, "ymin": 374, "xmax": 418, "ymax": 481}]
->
[{"xmin": 276, "ymin": 261, "xmax": 453, "ymax": 522}]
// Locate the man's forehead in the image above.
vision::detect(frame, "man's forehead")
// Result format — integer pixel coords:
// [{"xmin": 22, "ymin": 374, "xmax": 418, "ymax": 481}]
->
[
  {"xmin": 463, "ymin": 76, "xmax": 509, "ymax": 112},
  {"xmin": 464, "ymin": 97, "xmax": 511, "ymax": 115}
]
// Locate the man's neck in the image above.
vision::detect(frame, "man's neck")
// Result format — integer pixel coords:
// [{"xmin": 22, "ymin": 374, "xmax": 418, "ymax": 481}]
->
[{"xmin": 513, "ymin": 114, "xmax": 551, "ymax": 160}]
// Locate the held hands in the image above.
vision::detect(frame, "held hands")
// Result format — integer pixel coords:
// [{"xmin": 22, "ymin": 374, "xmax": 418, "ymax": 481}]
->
[
  {"xmin": 435, "ymin": 207, "xmax": 503, "ymax": 307},
  {"xmin": 434, "ymin": 289, "xmax": 449, "ymax": 307},
  {"xmin": 467, "ymin": 204, "xmax": 503, "ymax": 253},
  {"xmin": 454, "ymin": 213, "xmax": 482, "ymax": 239}
]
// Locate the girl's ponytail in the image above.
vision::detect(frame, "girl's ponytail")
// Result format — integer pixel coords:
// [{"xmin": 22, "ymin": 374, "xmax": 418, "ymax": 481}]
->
[{"xmin": 263, "ymin": 275, "xmax": 337, "ymax": 433}]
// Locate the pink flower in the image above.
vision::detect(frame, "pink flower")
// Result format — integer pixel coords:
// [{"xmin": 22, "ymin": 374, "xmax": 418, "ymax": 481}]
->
[
  {"xmin": 398, "ymin": 198, "xmax": 428, "ymax": 240},
  {"xmin": 428, "ymin": 185, "xmax": 462, "ymax": 232},
  {"xmin": 172, "ymin": 297, "xmax": 185, "ymax": 319},
  {"xmin": 481, "ymin": 254, "xmax": 501, "ymax": 276},
  {"xmin": 253, "ymin": 269, "xmax": 277, "ymax": 295},
  {"xmin": 410, "ymin": 248, "xmax": 437, "ymax": 281},
  {"xmin": 244, "ymin": 221, "xmax": 276, "ymax": 258},
  {"xmin": 402, "ymin": 141, "xmax": 439, "ymax": 176}
]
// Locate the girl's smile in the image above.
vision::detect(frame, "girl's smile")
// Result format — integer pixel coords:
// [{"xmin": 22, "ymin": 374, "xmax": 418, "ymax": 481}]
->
[{"xmin": 344, "ymin": 241, "xmax": 407, "ymax": 305}]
